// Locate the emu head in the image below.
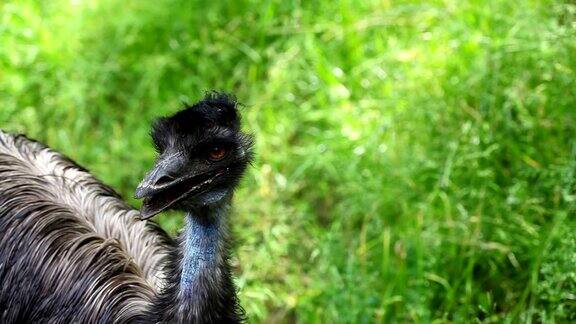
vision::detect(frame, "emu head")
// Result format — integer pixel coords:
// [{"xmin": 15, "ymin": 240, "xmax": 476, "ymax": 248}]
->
[{"xmin": 135, "ymin": 93, "xmax": 253, "ymax": 219}]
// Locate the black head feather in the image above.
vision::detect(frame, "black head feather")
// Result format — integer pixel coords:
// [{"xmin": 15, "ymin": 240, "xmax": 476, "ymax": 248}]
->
[{"xmin": 151, "ymin": 92, "xmax": 242, "ymax": 153}]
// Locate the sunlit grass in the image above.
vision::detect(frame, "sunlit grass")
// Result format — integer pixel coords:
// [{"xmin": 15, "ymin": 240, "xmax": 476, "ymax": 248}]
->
[{"xmin": 1, "ymin": 0, "xmax": 575, "ymax": 322}]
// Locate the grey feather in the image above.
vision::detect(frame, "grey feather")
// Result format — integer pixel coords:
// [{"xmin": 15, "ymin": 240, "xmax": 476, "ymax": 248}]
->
[{"xmin": 0, "ymin": 131, "xmax": 171, "ymax": 322}]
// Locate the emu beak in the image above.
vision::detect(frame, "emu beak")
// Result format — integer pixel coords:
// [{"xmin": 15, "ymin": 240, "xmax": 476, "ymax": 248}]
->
[
  {"xmin": 135, "ymin": 152, "xmax": 228, "ymax": 220},
  {"xmin": 135, "ymin": 152, "xmax": 187, "ymax": 220}
]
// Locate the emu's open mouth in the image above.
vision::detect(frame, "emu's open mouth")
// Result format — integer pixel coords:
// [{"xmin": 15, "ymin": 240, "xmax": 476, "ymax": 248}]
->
[{"xmin": 139, "ymin": 169, "xmax": 227, "ymax": 219}]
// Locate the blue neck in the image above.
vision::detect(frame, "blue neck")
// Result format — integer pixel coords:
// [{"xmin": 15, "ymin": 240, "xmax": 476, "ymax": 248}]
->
[
  {"xmin": 168, "ymin": 203, "xmax": 242, "ymax": 322},
  {"xmin": 179, "ymin": 210, "xmax": 222, "ymax": 296}
]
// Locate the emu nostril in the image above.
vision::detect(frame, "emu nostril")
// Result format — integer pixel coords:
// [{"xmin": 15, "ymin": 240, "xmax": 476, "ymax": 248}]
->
[{"xmin": 155, "ymin": 175, "xmax": 175, "ymax": 186}]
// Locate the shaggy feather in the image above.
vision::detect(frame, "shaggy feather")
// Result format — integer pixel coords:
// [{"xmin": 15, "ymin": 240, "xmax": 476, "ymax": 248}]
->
[
  {"xmin": 0, "ymin": 131, "xmax": 171, "ymax": 322},
  {"xmin": 0, "ymin": 132, "xmax": 172, "ymax": 288}
]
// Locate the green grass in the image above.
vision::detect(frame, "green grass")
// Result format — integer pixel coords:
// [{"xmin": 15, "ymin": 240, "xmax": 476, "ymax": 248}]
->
[{"xmin": 1, "ymin": 0, "xmax": 576, "ymax": 322}]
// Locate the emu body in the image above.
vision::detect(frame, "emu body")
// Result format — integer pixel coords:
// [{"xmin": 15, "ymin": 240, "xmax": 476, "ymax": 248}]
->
[{"xmin": 0, "ymin": 93, "xmax": 251, "ymax": 323}]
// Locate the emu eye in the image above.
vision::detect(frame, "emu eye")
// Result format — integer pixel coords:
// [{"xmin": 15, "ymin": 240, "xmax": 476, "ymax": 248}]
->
[{"xmin": 208, "ymin": 146, "xmax": 227, "ymax": 161}]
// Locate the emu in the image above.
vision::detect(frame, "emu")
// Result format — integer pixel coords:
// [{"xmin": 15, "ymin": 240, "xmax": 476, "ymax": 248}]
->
[{"xmin": 0, "ymin": 93, "xmax": 253, "ymax": 323}]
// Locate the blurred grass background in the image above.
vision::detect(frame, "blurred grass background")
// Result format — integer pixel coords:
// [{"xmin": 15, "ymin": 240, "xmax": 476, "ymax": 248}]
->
[{"xmin": 1, "ymin": 0, "xmax": 576, "ymax": 322}]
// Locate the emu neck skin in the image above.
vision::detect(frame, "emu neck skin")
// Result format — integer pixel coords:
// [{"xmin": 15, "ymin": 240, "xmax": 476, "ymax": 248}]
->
[{"xmin": 179, "ymin": 210, "xmax": 222, "ymax": 297}]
